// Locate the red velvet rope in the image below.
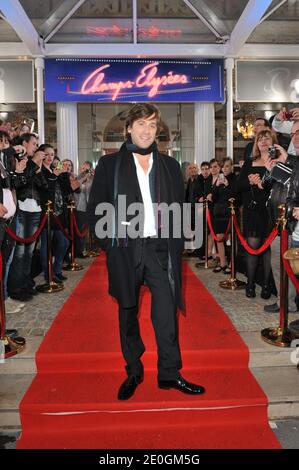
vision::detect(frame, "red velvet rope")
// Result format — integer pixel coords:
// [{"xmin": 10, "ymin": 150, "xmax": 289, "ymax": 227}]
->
[
  {"xmin": 73, "ymin": 214, "xmax": 89, "ymax": 239},
  {"xmin": 281, "ymin": 229, "xmax": 299, "ymax": 293},
  {"xmin": 53, "ymin": 215, "xmax": 73, "ymax": 241},
  {"xmin": 5, "ymin": 212, "xmax": 48, "ymax": 244},
  {"xmin": 206, "ymin": 208, "xmax": 231, "ymax": 242},
  {"xmin": 233, "ymin": 214, "xmax": 278, "ymax": 255},
  {"xmin": 0, "ymin": 252, "xmax": 2, "ymax": 279}
]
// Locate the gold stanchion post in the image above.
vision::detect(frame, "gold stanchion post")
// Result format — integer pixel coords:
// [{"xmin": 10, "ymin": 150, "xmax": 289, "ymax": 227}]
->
[
  {"xmin": 261, "ymin": 204, "xmax": 297, "ymax": 347},
  {"xmin": 219, "ymin": 198, "xmax": 246, "ymax": 290},
  {"xmin": 36, "ymin": 201, "xmax": 64, "ymax": 293},
  {"xmin": 85, "ymin": 227, "xmax": 99, "ymax": 258},
  {"xmin": 63, "ymin": 202, "xmax": 84, "ymax": 271}
]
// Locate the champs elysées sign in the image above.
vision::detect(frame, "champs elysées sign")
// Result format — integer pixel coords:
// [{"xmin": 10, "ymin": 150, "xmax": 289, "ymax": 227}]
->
[{"xmin": 45, "ymin": 58, "xmax": 224, "ymax": 102}]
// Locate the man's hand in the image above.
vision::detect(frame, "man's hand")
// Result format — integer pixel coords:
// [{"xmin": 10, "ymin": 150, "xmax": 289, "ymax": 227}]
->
[
  {"xmin": 290, "ymin": 108, "xmax": 299, "ymax": 120},
  {"xmin": 13, "ymin": 145, "xmax": 26, "ymax": 155},
  {"xmin": 206, "ymin": 193, "xmax": 212, "ymax": 202},
  {"xmin": 293, "ymin": 207, "xmax": 299, "ymax": 220},
  {"xmin": 15, "ymin": 156, "xmax": 28, "ymax": 172},
  {"xmin": 0, "ymin": 203, "xmax": 8, "ymax": 218},
  {"xmin": 32, "ymin": 150, "xmax": 45, "ymax": 168}
]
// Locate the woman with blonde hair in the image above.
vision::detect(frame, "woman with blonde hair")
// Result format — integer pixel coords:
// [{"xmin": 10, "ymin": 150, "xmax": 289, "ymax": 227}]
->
[{"xmin": 236, "ymin": 128, "xmax": 287, "ymax": 298}]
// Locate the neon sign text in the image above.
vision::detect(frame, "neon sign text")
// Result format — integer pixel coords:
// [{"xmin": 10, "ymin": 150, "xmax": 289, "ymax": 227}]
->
[{"xmin": 80, "ymin": 62, "xmax": 188, "ymax": 100}]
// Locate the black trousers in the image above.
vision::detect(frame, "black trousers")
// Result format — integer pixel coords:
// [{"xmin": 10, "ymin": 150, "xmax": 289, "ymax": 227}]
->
[{"xmin": 118, "ymin": 238, "xmax": 182, "ymax": 381}]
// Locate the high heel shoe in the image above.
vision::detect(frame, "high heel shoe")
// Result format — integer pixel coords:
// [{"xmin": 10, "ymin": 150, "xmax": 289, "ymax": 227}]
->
[
  {"xmin": 245, "ymin": 283, "xmax": 256, "ymax": 298},
  {"xmin": 261, "ymin": 285, "xmax": 271, "ymax": 299}
]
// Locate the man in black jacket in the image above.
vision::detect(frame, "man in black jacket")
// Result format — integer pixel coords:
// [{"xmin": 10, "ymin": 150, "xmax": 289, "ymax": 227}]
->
[{"xmin": 88, "ymin": 103, "xmax": 205, "ymax": 400}]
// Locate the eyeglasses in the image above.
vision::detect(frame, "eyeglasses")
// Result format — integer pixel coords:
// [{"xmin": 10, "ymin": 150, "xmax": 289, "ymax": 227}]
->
[{"xmin": 290, "ymin": 130, "xmax": 299, "ymax": 138}]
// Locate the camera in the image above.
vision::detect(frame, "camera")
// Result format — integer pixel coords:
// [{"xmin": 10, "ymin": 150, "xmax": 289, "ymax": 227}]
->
[
  {"xmin": 283, "ymin": 109, "xmax": 293, "ymax": 120},
  {"xmin": 14, "ymin": 149, "xmax": 27, "ymax": 161},
  {"xmin": 268, "ymin": 146, "xmax": 279, "ymax": 159}
]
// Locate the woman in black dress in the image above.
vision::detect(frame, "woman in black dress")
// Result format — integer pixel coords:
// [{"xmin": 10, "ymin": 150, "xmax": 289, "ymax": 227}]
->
[
  {"xmin": 236, "ymin": 129, "xmax": 286, "ymax": 298},
  {"xmin": 212, "ymin": 157, "xmax": 236, "ymax": 273}
]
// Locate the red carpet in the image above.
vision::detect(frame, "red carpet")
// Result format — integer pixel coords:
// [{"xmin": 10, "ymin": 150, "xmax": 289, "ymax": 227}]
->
[{"xmin": 17, "ymin": 255, "xmax": 280, "ymax": 449}]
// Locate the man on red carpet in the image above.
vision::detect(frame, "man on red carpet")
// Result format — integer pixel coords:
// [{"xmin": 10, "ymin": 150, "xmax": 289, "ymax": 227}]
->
[{"xmin": 88, "ymin": 103, "xmax": 205, "ymax": 400}]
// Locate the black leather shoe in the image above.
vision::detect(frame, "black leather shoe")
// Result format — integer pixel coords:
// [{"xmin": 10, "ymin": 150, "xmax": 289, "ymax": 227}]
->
[
  {"xmin": 264, "ymin": 302, "xmax": 279, "ymax": 313},
  {"xmin": 117, "ymin": 376, "xmax": 143, "ymax": 401},
  {"xmin": 54, "ymin": 273, "xmax": 68, "ymax": 281},
  {"xmin": 52, "ymin": 275, "xmax": 64, "ymax": 285},
  {"xmin": 158, "ymin": 375, "xmax": 205, "ymax": 395},
  {"xmin": 245, "ymin": 284, "xmax": 256, "ymax": 298},
  {"xmin": 261, "ymin": 285, "xmax": 271, "ymax": 299},
  {"xmin": 5, "ymin": 329, "xmax": 18, "ymax": 338}
]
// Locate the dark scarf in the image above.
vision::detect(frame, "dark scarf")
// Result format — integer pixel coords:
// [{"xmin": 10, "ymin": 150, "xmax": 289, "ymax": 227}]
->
[
  {"xmin": 125, "ymin": 137, "xmax": 158, "ymax": 156},
  {"xmin": 113, "ymin": 140, "xmax": 166, "ymax": 247}
]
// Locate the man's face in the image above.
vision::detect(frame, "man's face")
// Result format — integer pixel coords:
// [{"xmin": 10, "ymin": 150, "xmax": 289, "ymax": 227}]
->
[
  {"xmin": 291, "ymin": 122, "xmax": 299, "ymax": 154},
  {"xmin": 23, "ymin": 136, "xmax": 38, "ymax": 156},
  {"xmin": 201, "ymin": 165, "xmax": 210, "ymax": 178},
  {"xmin": 188, "ymin": 164, "xmax": 198, "ymax": 178},
  {"xmin": 210, "ymin": 162, "xmax": 220, "ymax": 176},
  {"xmin": 127, "ymin": 113, "xmax": 157, "ymax": 149},
  {"xmin": 223, "ymin": 160, "xmax": 232, "ymax": 176},
  {"xmin": 253, "ymin": 119, "xmax": 267, "ymax": 135}
]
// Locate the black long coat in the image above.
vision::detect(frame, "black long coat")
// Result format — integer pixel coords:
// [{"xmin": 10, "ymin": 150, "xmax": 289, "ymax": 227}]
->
[{"xmin": 87, "ymin": 144, "xmax": 185, "ymax": 310}]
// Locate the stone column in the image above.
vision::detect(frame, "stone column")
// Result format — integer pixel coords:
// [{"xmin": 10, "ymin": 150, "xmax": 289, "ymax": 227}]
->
[
  {"xmin": 225, "ymin": 57, "xmax": 234, "ymax": 160},
  {"xmin": 194, "ymin": 102, "xmax": 215, "ymax": 166},
  {"xmin": 35, "ymin": 58, "xmax": 45, "ymax": 144},
  {"xmin": 57, "ymin": 102, "xmax": 78, "ymax": 174}
]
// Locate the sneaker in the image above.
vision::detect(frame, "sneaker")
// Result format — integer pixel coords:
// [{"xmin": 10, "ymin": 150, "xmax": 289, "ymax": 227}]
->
[
  {"xmin": 6, "ymin": 297, "xmax": 25, "ymax": 309},
  {"xmin": 5, "ymin": 299, "xmax": 22, "ymax": 314},
  {"xmin": 264, "ymin": 302, "xmax": 279, "ymax": 313}
]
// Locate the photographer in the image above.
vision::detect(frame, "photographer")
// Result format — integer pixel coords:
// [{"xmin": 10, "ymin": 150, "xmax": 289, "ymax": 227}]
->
[
  {"xmin": 236, "ymin": 129, "xmax": 286, "ymax": 299},
  {"xmin": 7, "ymin": 146, "xmax": 48, "ymax": 302},
  {"xmin": 0, "ymin": 131, "xmax": 29, "ymax": 313},
  {"xmin": 265, "ymin": 120, "xmax": 299, "ymax": 315},
  {"xmin": 272, "ymin": 106, "xmax": 299, "ymax": 155},
  {"xmin": 39, "ymin": 144, "xmax": 72, "ymax": 284}
]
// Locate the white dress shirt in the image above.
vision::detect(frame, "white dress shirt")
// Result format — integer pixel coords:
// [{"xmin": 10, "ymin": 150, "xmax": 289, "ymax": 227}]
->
[{"xmin": 133, "ymin": 153, "xmax": 157, "ymax": 237}]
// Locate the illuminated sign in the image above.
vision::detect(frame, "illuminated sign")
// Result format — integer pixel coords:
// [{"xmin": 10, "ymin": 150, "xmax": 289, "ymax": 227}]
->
[
  {"xmin": 86, "ymin": 25, "xmax": 181, "ymax": 38},
  {"xmin": 45, "ymin": 58, "xmax": 224, "ymax": 103}
]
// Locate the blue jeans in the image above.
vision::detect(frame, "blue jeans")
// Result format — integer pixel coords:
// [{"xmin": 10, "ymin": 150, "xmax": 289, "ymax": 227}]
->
[
  {"xmin": 7, "ymin": 210, "xmax": 41, "ymax": 294},
  {"xmin": 40, "ymin": 227, "xmax": 69, "ymax": 279}
]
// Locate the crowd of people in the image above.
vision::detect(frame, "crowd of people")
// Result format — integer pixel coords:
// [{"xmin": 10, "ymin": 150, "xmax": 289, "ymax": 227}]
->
[
  {"xmin": 185, "ymin": 107, "xmax": 299, "ymax": 314},
  {"xmin": 0, "ymin": 127, "xmax": 94, "ymax": 326},
  {"xmin": 1, "ymin": 106, "xmax": 299, "ymax": 336}
]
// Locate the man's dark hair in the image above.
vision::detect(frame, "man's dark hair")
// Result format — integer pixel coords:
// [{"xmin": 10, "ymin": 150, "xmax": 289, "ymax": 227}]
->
[
  {"xmin": 209, "ymin": 158, "xmax": 220, "ymax": 166},
  {"xmin": 255, "ymin": 117, "xmax": 270, "ymax": 128},
  {"xmin": 19, "ymin": 133, "xmax": 37, "ymax": 144},
  {"xmin": 221, "ymin": 157, "xmax": 233, "ymax": 166},
  {"xmin": 125, "ymin": 103, "xmax": 161, "ymax": 139},
  {"xmin": 0, "ymin": 130, "xmax": 10, "ymax": 142},
  {"xmin": 200, "ymin": 161, "xmax": 210, "ymax": 168}
]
